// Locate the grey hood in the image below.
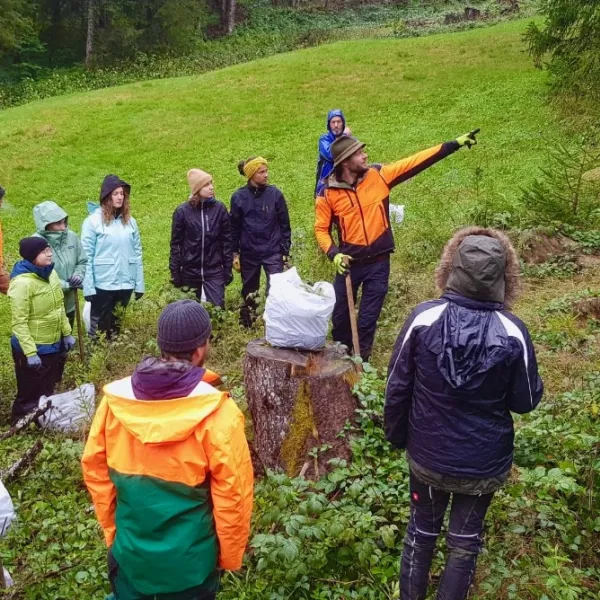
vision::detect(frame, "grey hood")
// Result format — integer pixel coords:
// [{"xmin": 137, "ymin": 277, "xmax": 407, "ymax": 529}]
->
[{"xmin": 436, "ymin": 227, "xmax": 521, "ymax": 309}]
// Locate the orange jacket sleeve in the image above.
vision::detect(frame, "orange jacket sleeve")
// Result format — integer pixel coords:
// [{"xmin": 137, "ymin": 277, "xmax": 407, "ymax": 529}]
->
[
  {"xmin": 206, "ymin": 398, "xmax": 254, "ymax": 571},
  {"xmin": 380, "ymin": 141, "xmax": 459, "ymax": 189},
  {"xmin": 81, "ymin": 397, "xmax": 117, "ymax": 546},
  {"xmin": 314, "ymin": 196, "xmax": 339, "ymax": 260}
]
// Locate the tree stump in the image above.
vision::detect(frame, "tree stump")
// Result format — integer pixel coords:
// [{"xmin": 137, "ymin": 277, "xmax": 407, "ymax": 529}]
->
[{"xmin": 244, "ymin": 340, "xmax": 360, "ymax": 479}]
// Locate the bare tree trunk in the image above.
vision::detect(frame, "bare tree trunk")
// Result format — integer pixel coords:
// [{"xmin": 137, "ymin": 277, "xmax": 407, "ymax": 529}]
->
[
  {"xmin": 86, "ymin": 0, "xmax": 96, "ymax": 70},
  {"xmin": 226, "ymin": 0, "xmax": 236, "ymax": 34}
]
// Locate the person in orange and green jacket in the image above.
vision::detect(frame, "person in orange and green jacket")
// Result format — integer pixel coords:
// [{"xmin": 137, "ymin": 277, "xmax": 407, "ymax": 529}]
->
[
  {"xmin": 314, "ymin": 130, "xmax": 480, "ymax": 362},
  {"xmin": 82, "ymin": 299, "xmax": 254, "ymax": 600},
  {"xmin": 0, "ymin": 186, "xmax": 9, "ymax": 295}
]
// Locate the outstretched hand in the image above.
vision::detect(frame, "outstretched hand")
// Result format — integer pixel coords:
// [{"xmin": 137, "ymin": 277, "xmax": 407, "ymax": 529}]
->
[{"xmin": 456, "ymin": 128, "xmax": 480, "ymax": 149}]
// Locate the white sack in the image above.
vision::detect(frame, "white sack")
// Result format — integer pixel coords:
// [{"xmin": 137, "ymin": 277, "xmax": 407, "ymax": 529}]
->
[
  {"xmin": 0, "ymin": 480, "xmax": 15, "ymax": 538},
  {"xmin": 389, "ymin": 204, "xmax": 405, "ymax": 224},
  {"xmin": 38, "ymin": 384, "xmax": 95, "ymax": 432},
  {"xmin": 264, "ymin": 267, "xmax": 336, "ymax": 350},
  {"xmin": 2, "ymin": 568, "xmax": 13, "ymax": 587}
]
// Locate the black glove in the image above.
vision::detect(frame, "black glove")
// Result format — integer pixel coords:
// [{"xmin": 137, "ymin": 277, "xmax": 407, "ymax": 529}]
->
[
  {"xmin": 69, "ymin": 275, "xmax": 83, "ymax": 288},
  {"xmin": 84, "ymin": 295, "xmax": 95, "ymax": 303},
  {"xmin": 135, "ymin": 292, "xmax": 144, "ymax": 301},
  {"xmin": 171, "ymin": 277, "xmax": 183, "ymax": 288},
  {"xmin": 225, "ymin": 270, "xmax": 234, "ymax": 286}
]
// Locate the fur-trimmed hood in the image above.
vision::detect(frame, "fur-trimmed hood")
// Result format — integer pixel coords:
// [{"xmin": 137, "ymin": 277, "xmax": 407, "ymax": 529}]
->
[{"xmin": 435, "ymin": 227, "xmax": 521, "ymax": 309}]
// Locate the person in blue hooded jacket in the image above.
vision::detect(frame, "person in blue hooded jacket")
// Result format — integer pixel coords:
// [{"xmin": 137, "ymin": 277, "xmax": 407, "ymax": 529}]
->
[
  {"xmin": 315, "ymin": 109, "xmax": 351, "ymax": 197},
  {"xmin": 384, "ymin": 227, "xmax": 543, "ymax": 600},
  {"xmin": 81, "ymin": 175, "xmax": 145, "ymax": 339}
]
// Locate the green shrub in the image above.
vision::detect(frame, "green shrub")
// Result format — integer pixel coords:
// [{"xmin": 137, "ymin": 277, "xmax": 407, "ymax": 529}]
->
[{"xmin": 521, "ymin": 143, "xmax": 600, "ymax": 228}]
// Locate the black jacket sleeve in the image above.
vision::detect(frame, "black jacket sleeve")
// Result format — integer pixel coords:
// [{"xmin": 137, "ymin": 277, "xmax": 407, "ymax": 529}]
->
[
  {"xmin": 506, "ymin": 326, "xmax": 544, "ymax": 414},
  {"xmin": 169, "ymin": 207, "xmax": 185, "ymax": 281},
  {"xmin": 220, "ymin": 204, "xmax": 233, "ymax": 273},
  {"xmin": 230, "ymin": 193, "xmax": 242, "ymax": 256},
  {"xmin": 384, "ymin": 315, "xmax": 417, "ymax": 450},
  {"xmin": 276, "ymin": 190, "xmax": 292, "ymax": 255}
]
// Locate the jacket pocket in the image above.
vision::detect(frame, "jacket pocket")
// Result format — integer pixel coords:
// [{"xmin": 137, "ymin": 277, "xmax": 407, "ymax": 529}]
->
[{"xmin": 128, "ymin": 258, "xmax": 138, "ymax": 281}]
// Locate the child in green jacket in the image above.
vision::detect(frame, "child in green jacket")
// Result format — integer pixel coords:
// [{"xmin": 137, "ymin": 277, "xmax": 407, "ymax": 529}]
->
[{"xmin": 8, "ymin": 237, "xmax": 75, "ymax": 424}]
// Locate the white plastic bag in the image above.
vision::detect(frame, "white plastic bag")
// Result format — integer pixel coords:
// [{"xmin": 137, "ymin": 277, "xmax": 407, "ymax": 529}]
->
[
  {"xmin": 0, "ymin": 480, "xmax": 15, "ymax": 538},
  {"xmin": 389, "ymin": 204, "xmax": 405, "ymax": 224},
  {"xmin": 38, "ymin": 384, "xmax": 96, "ymax": 432},
  {"xmin": 264, "ymin": 267, "xmax": 336, "ymax": 350},
  {"xmin": 83, "ymin": 301, "xmax": 91, "ymax": 333},
  {"xmin": 2, "ymin": 568, "xmax": 13, "ymax": 587}
]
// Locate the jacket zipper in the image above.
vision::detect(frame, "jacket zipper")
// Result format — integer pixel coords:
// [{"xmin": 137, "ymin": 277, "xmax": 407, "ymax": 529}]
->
[
  {"xmin": 200, "ymin": 203, "xmax": 205, "ymax": 281},
  {"xmin": 346, "ymin": 190, "xmax": 369, "ymax": 245}
]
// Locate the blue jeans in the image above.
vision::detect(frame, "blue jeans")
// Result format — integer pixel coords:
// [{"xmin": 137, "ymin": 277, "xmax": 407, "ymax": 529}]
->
[{"xmin": 400, "ymin": 471, "xmax": 494, "ymax": 600}]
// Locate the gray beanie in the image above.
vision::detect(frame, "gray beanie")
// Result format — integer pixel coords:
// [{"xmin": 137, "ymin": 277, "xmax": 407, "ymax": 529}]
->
[
  {"xmin": 446, "ymin": 235, "xmax": 507, "ymax": 303},
  {"xmin": 157, "ymin": 300, "xmax": 212, "ymax": 353}
]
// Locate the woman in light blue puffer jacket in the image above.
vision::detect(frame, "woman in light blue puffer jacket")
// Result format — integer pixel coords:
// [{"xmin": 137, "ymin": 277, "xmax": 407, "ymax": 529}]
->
[{"xmin": 81, "ymin": 175, "xmax": 145, "ymax": 338}]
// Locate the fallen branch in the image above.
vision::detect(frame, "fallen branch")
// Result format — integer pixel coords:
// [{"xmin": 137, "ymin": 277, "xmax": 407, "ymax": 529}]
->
[
  {"xmin": 0, "ymin": 401, "xmax": 52, "ymax": 441},
  {"xmin": 0, "ymin": 440, "xmax": 43, "ymax": 483},
  {"xmin": 4, "ymin": 562, "xmax": 80, "ymax": 598}
]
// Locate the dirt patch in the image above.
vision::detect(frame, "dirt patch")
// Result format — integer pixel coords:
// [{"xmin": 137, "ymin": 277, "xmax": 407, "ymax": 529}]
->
[
  {"xmin": 518, "ymin": 230, "xmax": 576, "ymax": 264},
  {"xmin": 573, "ymin": 297, "xmax": 600, "ymax": 321},
  {"xmin": 444, "ymin": 7, "xmax": 482, "ymax": 25}
]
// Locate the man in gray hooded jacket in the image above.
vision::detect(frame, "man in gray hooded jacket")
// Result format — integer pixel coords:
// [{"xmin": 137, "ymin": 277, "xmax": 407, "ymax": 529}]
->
[{"xmin": 385, "ymin": 227, "xmax": 543, "ymax": 600}]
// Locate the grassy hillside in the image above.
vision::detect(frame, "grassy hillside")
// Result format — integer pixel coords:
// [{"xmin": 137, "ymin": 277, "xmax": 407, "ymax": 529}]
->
[
  {"xmin": 0, "ymin": 19, "xmax": 560, "ymax": 358},
  {"xmin": 0, "ymin": 19, "xmax": 598, "ymax": 600}
]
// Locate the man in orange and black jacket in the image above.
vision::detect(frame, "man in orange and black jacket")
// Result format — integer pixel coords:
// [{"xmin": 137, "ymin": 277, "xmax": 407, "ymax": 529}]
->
[{"xmin": 314, "ymin": 131, "xmax": 479, "ymax": 361}]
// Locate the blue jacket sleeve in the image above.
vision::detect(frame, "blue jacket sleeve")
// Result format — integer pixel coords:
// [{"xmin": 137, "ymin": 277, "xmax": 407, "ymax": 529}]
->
[
  {"xmin": 384, "ymin": 315, "xmax": 417, "ymax": 450},
  {"xmin": 506, "ymin": 325, "xmax": 543, "ymax": 414},
  {"xmin": 230, "ymin": 194, "xmax": 242, "ymax": 255},
  {"xmin": 276, "ymin": 190, "xmax": 292, "ymax": 255},
  {"xmin": 131, "ymin": 218, "xmax": 145, "ymax": 294},
  {"xmin": 81, "ymin": 216, "xmax": 97, "ymax": 298},
  {"xmin": 319, "ymin": 134, "xmax": 333, "ymax": 161}
]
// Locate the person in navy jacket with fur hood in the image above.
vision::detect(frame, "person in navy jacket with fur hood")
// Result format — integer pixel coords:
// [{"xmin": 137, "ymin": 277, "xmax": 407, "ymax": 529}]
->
[{"xmin": 385, "ymin": 226, "xmax": 543, "ymax": 600}]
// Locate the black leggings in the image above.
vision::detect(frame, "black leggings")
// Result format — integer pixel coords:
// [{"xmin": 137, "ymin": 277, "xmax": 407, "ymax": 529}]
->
[
  {"xmin": 11, "ymin": 348, "xmax": 62, "ymax": 424},
  {"xmin": 89, "ymin": 289, "xmax": 132, "ymax": 339}
]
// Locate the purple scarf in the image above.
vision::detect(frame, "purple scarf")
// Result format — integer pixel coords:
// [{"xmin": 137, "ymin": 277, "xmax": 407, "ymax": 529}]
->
[{"xmin": 131, "ymin": 357, "xmax": 205, "ymax": 400}]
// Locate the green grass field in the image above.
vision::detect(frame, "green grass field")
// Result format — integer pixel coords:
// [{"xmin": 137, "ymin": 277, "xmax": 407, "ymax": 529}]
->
[
  {"xmin": 1, "ymin": 19, "xmax": 599, "ymax": 600},
  {"xmin": 0, "ymin": 19, "xmax": 561, "ymax": 362}
]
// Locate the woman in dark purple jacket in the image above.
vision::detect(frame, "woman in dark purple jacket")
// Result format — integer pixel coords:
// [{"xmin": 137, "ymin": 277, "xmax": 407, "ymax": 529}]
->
[
  {"xmin": 170, "ymin": 169, "xmax": 233, "ymax": 309},
  {"xmin": 385, "ymin": 227, "xmax": 543, "ymax": 600}
]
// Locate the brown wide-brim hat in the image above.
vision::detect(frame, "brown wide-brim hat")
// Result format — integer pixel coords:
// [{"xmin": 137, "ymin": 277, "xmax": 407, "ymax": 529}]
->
[{"xmin": 331, "ymin": 135, "xmax": 366, "ymax": 168}]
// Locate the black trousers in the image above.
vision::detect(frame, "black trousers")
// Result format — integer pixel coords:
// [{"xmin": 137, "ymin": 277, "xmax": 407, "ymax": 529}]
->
[
  {"xmin": 192, "ymin": 273, "xmax": 226, "ymax": 309},
  {"xmin": 89, "ymin": 288, "xmax": 132, "ymax": 339},
  {"xmin": 240, "ymin": 253, "xmax": 283, "ymax": 328},
  {"xmin": 108, "ymin": 550, "xmax": 219, "ymax": 600},
  {"xmin": 332, "ymin": 256, "xmax": 390, "ymax": 361},
  {"xmin": 11, "ymin": 348, "xmax": 62, "ymax": 424},
  {"xmin": 400, "ymin": 472, "xmax": 495, "ymax": 600}
]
